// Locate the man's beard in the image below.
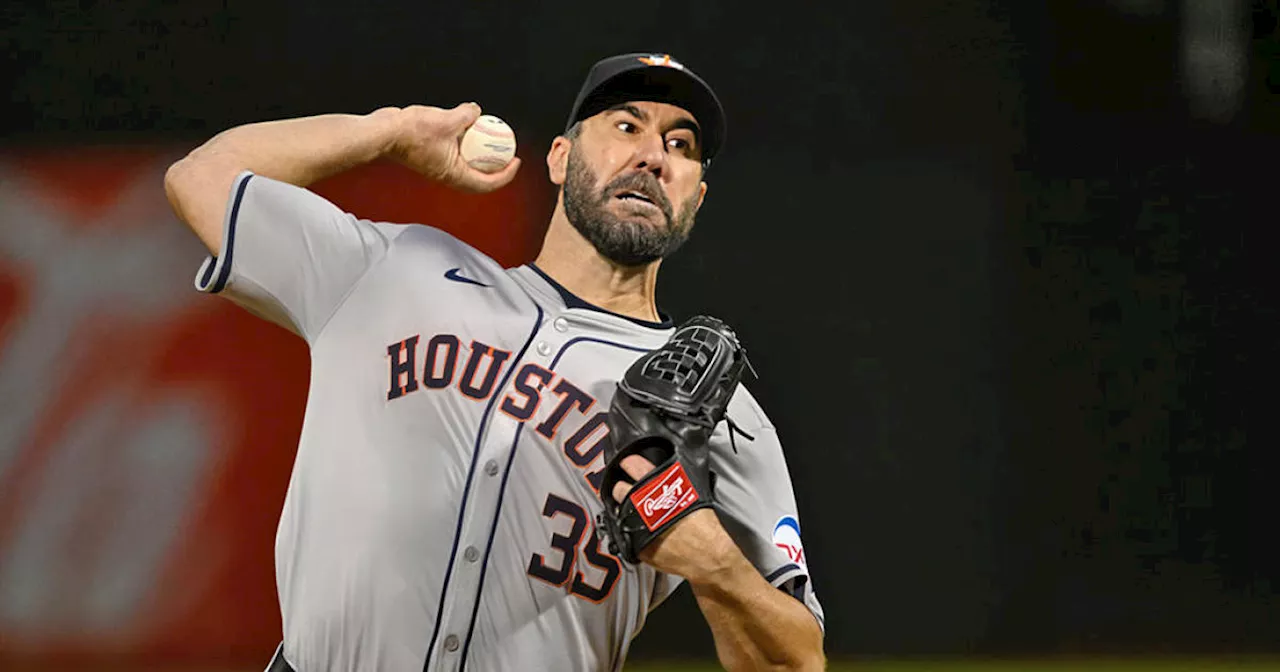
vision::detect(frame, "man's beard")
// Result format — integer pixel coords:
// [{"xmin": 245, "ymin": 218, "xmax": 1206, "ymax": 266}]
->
[{"xmin": 562, "ymin": 146, "xmax": 699, "ymax": 267}]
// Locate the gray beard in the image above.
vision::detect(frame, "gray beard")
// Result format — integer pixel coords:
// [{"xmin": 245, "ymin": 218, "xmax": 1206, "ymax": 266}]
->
[{"xmin": 562, "ymin": 147, "xmax": 698, "ymax": 267}]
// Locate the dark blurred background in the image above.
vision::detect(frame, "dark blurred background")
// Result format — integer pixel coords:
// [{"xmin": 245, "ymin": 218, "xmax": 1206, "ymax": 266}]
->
[{"xmin": 2, "ymin": 0, "xmax": 1278, "ymax": 668}]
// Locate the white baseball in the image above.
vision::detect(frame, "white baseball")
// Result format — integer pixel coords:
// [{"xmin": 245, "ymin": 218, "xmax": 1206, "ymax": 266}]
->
[{"xmin": 460, "ymin": 114, "xmax": 516, "ymax": 173}]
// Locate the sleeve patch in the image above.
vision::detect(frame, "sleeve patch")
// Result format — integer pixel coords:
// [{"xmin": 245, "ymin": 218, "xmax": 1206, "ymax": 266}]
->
[{"xmin": 772, "ymin": 515, "xmax": 807, "ymax": 570}]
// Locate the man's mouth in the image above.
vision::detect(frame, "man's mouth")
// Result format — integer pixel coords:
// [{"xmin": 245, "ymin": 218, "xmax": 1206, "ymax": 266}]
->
[
  {"xmin": 615, "ymin": 189, "xmax": 656, "ymax": 205},
  {"xmin": 613, "ymin": 189, "xmax": 663, "ymax": 216}
]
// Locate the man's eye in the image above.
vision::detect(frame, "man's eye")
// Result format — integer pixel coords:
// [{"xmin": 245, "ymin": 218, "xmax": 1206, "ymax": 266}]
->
[
  {"xmin": 668, "ymin": 137, "xmax": 689, "ymax": 150},
  {"xmin": 616, "ymin": 121, "xmax": 637, "ymax": 133}
]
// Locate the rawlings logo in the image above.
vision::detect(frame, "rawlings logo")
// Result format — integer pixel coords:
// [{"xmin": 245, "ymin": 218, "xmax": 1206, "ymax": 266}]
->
[
  {"xmin": 641, "ymin": 476, "xmax": 685, "ymax": 517},
  {"xmin": 630, "ymin": 462, "xmax": 700, "ymax": 531}
]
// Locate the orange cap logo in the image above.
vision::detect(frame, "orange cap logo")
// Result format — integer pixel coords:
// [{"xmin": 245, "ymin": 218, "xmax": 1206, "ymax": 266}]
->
[{"xmin": 638, "ymin": 54, "xmax": 685, "ymax": 70}]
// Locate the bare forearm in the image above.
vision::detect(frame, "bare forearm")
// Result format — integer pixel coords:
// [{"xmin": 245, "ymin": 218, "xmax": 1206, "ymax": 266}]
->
[
  {"xmin": 690, "ymin": 553, "xmax": 825, "ymax": 671},
  {"xmin": 164, "ymin": 109, "xmax": 399, "ymax": 253},
  {"xmin": 185, "ymin": 110, "xmax": 398, "ymax": 187}
]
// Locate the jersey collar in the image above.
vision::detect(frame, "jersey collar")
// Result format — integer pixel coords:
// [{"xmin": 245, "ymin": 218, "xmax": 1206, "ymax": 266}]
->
[{"xmin": 525, "ymin": 263, "xmax": 674, "ymax": 330}]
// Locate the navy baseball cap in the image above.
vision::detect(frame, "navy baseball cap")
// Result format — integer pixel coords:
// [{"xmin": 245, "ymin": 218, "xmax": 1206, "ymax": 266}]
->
[{"xmin": 564, "ymin": 53, "xmax": 727, "ymax": 166}]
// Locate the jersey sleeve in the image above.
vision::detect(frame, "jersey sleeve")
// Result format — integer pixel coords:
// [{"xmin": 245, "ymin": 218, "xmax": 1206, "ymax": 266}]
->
[
  {"xmin": 192, "ymin": 171, "xmax": 409, "ymax": 342},
  {"xmin": 709, "ymin": 388, "xmax": 826, "ymax": 633}
]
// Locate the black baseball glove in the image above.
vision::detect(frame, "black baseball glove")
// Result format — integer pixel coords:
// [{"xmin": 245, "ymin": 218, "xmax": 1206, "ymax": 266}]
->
[{"xmin": 596, "ymin": 315, "xmax": 750, "ymax": 564}]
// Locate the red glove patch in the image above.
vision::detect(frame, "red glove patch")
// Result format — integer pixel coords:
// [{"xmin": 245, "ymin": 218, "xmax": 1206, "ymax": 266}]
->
[{"xmin": 629, "ymin": 462, "xmax": 701, "ymax": 532}]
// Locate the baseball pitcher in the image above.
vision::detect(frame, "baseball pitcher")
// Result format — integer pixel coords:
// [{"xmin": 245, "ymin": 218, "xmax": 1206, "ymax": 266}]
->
[{"xmin": 164, "ymin": 52, "xmax": 825, "ymax": 672}]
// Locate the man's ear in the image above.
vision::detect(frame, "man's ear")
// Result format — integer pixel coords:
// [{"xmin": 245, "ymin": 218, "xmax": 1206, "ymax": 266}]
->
[
  {"xmin": 547, "ymin": 136, "xmax": 571, "ymax": 186},
  {"xmin": 696, "ymin": 181, "xmax": 708, "ymax": 211}
]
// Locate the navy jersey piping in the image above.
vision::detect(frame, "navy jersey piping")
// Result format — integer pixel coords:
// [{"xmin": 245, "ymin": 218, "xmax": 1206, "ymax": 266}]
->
[
  {"xmin": 527, "ymin": 263, "xmax": 673, "ymax": 330},
  {"xmin": 456, "ymin": 422, "xmax": 526, "ymax": 669},
  {"xmin": 457, "ymin": 335, "xmax": 653, "ymax": 669},
  {"xmin": 203, "ymin": 174, "xmax": 252, "ymax": 294},
  {"xmin": 550, "ymin": 336, "xmax": 653, "ymax": 370},
  {"xmin": 422, "ymin": 305, "xmax": 544, "ymax": 671},
  {"xmin": 765, "ymin": 563, "xmax": 801, "ymax": 584}
]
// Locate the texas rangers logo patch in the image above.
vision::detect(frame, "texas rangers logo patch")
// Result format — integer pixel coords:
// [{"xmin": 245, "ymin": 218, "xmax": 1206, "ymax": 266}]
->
[
  {"xmin": 772, "ymin": 515, "xmax": 806, "ymax": 568},
  {"xmin": 630, "ymin": 462, "xmax": 699, "ymax": 531}
]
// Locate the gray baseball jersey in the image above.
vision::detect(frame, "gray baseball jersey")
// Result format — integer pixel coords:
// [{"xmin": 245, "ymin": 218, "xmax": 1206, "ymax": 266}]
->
[{"xmin": 192, "ymin": 171, "xmax": 823, "ymax": 672}]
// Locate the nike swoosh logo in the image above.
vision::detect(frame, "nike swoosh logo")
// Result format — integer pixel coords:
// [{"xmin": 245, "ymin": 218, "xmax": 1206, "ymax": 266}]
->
[{"xmin": 444, "ymin": 267, "xmax": 490, "ymax": 287}]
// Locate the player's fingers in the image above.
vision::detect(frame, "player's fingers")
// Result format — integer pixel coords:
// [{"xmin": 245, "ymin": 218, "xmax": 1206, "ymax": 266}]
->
[
  {"xmin": 479, "ymin": 157, "xmax": 522, "ymax": 188},
  {"xmin": 452, "ymin": 157, "xmax": 522, "ymax": 193},
  {"xmin": 449, "ymin": 102, "xmax": 483, "ymax": 134},
  {"xmin": 609, "ymin": 455, "xmax": 656, "ymax": 504},
  {"xmin": 620, "ymin": 455, "xmax": 655, "ymax": 480}
]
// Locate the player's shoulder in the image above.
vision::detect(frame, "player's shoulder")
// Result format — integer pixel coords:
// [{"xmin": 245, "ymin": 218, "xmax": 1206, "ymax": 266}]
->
[
  {"xmin": 725, "ymin": 383, "xmax": 775, "ymax": 435},
  {"xmin": 383, "ymin": 221, "xmax": 504, "ymax": 272},
  {"xmin": 712, "ymin": 383, "xmax": 793, "ymax": 478},
  {"xmin": 241, "ymin": 173, "xmax": 501, "ymax": 269}
]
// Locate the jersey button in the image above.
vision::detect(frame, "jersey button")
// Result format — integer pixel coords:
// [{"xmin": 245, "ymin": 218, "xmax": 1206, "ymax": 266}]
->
[
  {"xmin": 553, "ymin": 317, "xmax": 569, "ymax": 332},
  {"xmin": 444, "ymin": 634, "xmax": 460, "ymax": 652},
  {"xmin": 485, "ymin": 460, "xmax": 499, "ymax": 476},
  {"xmin": 464, "ymin": 546, "xmax": 480, "ymax": 562},
  {"xmin": 536, "ymin": 341, "xmax": 552, "ymax": 356}
]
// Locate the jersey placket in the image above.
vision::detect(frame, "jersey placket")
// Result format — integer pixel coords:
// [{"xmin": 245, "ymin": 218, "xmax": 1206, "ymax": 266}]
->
[{"xmin": 429, "ymin": 312, "xmax": 566, "ymax": 672}]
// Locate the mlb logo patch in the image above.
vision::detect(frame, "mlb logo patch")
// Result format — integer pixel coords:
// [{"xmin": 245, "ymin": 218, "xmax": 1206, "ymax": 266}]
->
[{"xmin": 772, "ymin": 515, "xmax": 806, "ymax": 568}]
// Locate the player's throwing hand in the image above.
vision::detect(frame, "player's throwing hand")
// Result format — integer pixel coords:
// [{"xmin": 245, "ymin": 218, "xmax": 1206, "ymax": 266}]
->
[{"xmin": 380, "ymin": 102, "xmax": 522, "ymax": 193}]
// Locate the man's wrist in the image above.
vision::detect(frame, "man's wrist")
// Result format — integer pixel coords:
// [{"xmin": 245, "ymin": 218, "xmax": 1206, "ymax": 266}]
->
[
  {"xmin": 364, "ymin": 107, "xmax": 406, "ymax": 162},
  {"xmin": 684, "ymin": 529, "xmax": 752, "ymax": 592}
]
